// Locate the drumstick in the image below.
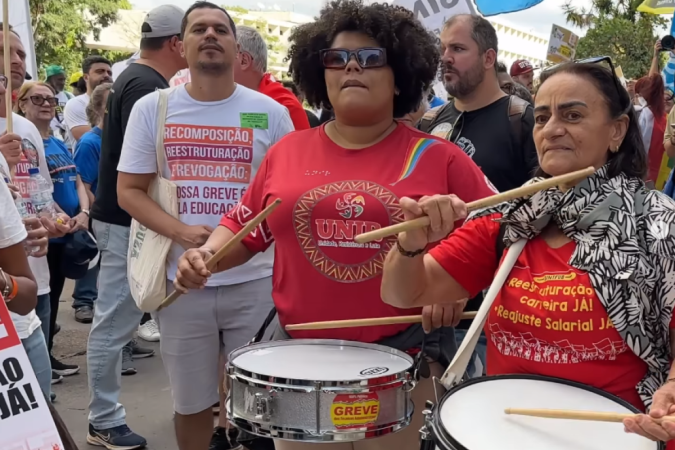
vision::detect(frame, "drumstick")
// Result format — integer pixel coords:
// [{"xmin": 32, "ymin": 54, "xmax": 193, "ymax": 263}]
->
[
  {"xmin": 285, "ymin": 311, "xmax": 477, "ymax": 331},
  {"xmin": 504, "ymin": 408, "xmax": 675, "ymax": 424},
  {"xmin": 157, "ymin": 199, "xmax": 282, "ymax": 311},
  {"xmin": 354, "ymin": 166, "xmax": 595, "ymax": 244}
]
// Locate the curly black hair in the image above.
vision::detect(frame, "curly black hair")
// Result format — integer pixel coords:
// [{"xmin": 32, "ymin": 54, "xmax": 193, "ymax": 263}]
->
[{"xmin": 286, "ymin": 0, "xmax": 440, "ymax": 118}]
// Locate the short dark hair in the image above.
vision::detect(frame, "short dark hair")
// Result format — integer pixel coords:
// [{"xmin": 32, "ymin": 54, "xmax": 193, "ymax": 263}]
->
[
  {"xmin": 0, "ymin": 23, "xmax": 20, "ymax": 39},
  {"xmin": 286, "ymin": 0, "xmax": 440, "ymax": 118},
  {"xmin": 496, "ymin": 61, "xmax": 508, "ymax": 74},
  {"xmin": 444, "ymin": 15, "xmax": 499, "ymax": 56},
  {"xmin": 140, "ymin": 34, "xmax": 180, "ymax": 51},
  {"xmin": 538, "ymin": 62, "xmax": 646, "ymax": 179},
  {"xmin": 181, "ymin": 1, "xmax": 237, "ymax": 40},
  {"xmin": 82, "ymin": 55, "xmax": 112, "ymax": 74}
]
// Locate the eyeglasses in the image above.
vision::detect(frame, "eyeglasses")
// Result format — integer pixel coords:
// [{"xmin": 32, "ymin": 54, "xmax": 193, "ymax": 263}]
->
[
  {"xmin": 0, "ymin": 75, "xmax": 6, "ymax": 89},
  {"xmin": 320, "ymin": 48, "xmax": 387, "ymax": 69},
  {"xmin": 544, "ymin": 56, "xmax": 631, "ymax": 114},
  {"xmin": 27, "ymin": 95, "xmax": 57, "ymax": 107}
]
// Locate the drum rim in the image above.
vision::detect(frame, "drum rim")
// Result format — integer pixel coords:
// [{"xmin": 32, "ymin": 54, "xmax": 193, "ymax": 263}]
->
[
  {"xmin": 228, "ymin": 339, "xmax": 414, "ymax": 388},
  {"xmin": 427, "ymin": 374, "xmax": 648, "ymax": 450}
]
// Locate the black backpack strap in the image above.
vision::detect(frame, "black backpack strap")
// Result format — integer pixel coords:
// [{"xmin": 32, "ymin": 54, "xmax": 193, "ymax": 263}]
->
[
  {"xmin": 496, "ymin": 222, "xmax": 507, "ymax": 265},
  {"xmin": 418, "ymin": 103, "xmax": 450, "ymax": 133},
  {"xmin": 507, "ymin": 95, "xmax": 528, "ymax": 144},
  {"xmin": 250, "ymin": 307, "xmax": 277, "ymax": 343}
]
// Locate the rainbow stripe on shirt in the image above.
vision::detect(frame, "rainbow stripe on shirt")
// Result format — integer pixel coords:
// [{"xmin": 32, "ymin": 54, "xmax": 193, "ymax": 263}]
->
[{"xmin": 393, "ymin": 138, "xmax": 439, "ymax": 184}]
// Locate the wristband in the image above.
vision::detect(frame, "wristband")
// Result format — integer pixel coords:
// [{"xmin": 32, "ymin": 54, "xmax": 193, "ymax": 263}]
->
[
  {"xmin": 396, "ymin": 240, "xmax": 426, "ymax": 258},
  {"xmin": 81, "ymin": 209, "xmax": 90, "ymax": 216},
  {"xmin": 6, "ymin": 276, "xmax": 17, "ymax": 302}
]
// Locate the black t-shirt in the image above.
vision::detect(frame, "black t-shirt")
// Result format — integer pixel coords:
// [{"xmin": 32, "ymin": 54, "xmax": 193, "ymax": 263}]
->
[
  {"xmin": 91, "ymin": 63, "xmax": 168, "ymax": 226},
  {"xmin": 420, "ymin": 96, "xmax": 538, "ymax": 329}
]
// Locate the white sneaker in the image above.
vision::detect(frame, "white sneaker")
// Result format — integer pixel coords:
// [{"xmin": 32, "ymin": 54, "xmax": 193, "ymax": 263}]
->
[{"xmin": 138, "ymin": 319, "xmax": 160, "ymax": 342}]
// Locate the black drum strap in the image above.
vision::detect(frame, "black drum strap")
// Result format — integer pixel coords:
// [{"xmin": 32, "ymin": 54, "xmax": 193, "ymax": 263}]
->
[
  {"xmin": 411, "ymin": 333, "xmax": 431, "ymax": 381},
  {"xmin": 250, "ymin": 307, "xmax": 277, "ymax": 344}
]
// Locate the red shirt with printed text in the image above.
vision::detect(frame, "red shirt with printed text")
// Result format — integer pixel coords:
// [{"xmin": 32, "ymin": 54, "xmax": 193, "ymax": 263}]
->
[
  {"xmin": 430, "ymin": 214, "xmax": 675, "ymax": 411},
  {"xmin": 219, "ymin": 123, "xmax": 497, "ymax": 343}
]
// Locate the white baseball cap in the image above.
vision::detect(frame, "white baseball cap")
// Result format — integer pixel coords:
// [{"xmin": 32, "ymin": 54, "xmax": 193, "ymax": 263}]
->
[{"xmin": 141, "ymin": 4, "xmax": 184, "ymax": 39}]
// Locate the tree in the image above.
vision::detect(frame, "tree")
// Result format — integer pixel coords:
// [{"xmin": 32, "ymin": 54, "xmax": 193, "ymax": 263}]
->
[
  {"xmin": 29, "ymin": 0, "xmax": 131, "ymax": 77},
  {"xmin": 562, "ymin": 0, "xmax": 666, "ymax": 79}
]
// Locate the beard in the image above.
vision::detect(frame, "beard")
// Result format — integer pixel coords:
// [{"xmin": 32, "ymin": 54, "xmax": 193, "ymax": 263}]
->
[
  {"xmin": 196, "ymin": 60, "xmax": 228, "ymax": 75},
  {"xmin": 443, "ymin": 61, "xmax": 485, "ymax": 99}
]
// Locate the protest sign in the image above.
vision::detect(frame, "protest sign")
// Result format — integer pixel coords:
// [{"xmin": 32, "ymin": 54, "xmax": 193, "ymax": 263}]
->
[
  {"xmin": 0, "ymin": 299, "xmax": 63, "ymax": 450},
  {"xmin": 393, "ymin": 0, "xmax": 476, "ymax": 36},
  {"xmin": 546, "ymin": 24, "xmax": 579, "ymax": 64},
  {"xmin": 170, "ymin": 69, "xmax": 191, "ymax": 87}
]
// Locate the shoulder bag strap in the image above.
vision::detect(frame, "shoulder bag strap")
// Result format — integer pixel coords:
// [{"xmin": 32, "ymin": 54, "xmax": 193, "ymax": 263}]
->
[
  {"xmin": 439, "ymin": 239, "xmax": 527, "ymax": 388},
  {"xmin": 154, "ymin": 88, "xmax": 172, "ymax": 179}
]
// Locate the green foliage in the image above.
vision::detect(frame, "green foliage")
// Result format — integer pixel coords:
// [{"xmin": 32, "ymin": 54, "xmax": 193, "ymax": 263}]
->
[
  {"xmin": 562, "ymin": 0, "xmax": 666, "ymax": 79},
  {"xmin": 29, "ymin": 0, "xmax": 130, "ymax": 78}
]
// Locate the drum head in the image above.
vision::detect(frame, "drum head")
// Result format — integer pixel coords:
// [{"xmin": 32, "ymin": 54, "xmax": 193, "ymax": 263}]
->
[
  {"xmin": 230, "ymin": 339, "xmax": 413, "ymax": 381},
  {"xmin": 434, "ymin": 375, "xmax": 658, "ymax": 450}
]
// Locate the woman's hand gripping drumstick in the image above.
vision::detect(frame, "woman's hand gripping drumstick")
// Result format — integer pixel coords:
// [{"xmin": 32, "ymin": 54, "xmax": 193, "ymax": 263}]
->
[
  {"xmin": 504, "ymin": 408, "xmax": 675, "ymax": 425},
  {"xmin": 157, "ymin": 199, "xmax": 282, "ymax": 311},
  {"xmin": 285, "ymin": 311, "xmax": 477, "ymax": 331},
  {"xmin": 354, "ymin": 167, "xmax": 596, "ymax": 244}
]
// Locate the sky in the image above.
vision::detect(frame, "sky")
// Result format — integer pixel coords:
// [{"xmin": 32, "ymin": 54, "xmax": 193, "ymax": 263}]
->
[{"xmin": 129, "ymin": 0, "xmax": 589, "ymax": 38}]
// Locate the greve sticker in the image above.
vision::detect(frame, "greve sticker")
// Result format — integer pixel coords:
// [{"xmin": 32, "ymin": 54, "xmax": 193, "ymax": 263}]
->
[{"xmin": 330, "ymin": 393, "xmax": 380, "ymax": 429}]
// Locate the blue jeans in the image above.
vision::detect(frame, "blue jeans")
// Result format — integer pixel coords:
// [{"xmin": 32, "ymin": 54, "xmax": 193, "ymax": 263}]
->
[
  {"xmin": 454, "ymin": 329, "xmax": 487, "ymax": 378},
  {"xmin": 22, "ymin": 327, "xmax": 51, "ymax": 399},
  {"xmin": 87, "ymin": 220, "xmax": 142, "ymax": 429},
  {"xmin": 73, "ymin": 263, "xmax": 99, "ymax": 309},
  {"xmin": 35, "ymin": 294, "xmax": 50, "ymax": 346}
]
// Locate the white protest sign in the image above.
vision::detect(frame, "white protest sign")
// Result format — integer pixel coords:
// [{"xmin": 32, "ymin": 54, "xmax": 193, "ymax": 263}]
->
[
  {"xmin": 0, "ymin": 0, "xmax": 37, "ymax": 80},
  {"xmin": 170, "ymin": 69, "xmax": 191, "ymax": 87},
  {"xmin": 0, "ymin": 300, "xmax": 64, "ymax": 450},
  {"xmin": 393, "ymin": 0, "xmax": 477, "ymax": 36}
]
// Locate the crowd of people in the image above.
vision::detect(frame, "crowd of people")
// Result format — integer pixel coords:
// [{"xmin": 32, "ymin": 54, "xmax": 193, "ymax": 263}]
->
[{"xmin": 3, "ymin": 0, "xmax": 675, "ymax": 450}]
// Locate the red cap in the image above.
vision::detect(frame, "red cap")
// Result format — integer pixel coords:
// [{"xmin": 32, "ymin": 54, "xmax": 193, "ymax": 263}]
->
[{"xmin": 510, "ymin": 59, "xmax": 533, "ymax": 77}]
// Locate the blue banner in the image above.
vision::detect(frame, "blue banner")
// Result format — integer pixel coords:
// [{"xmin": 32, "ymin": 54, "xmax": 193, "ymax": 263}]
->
[{"xmin": 475, "ymin": 0, "xmax": 544, "ymax": 16}]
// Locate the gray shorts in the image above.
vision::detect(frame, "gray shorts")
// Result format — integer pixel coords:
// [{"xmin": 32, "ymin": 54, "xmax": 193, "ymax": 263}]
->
[{"xmin": 155, "ymin": 277, "xmax": 274, "ymax": 415}]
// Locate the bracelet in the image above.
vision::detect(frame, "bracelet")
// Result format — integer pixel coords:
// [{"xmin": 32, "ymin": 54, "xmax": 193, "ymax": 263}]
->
[
  {"xmin": 0, "ymin": 268, "xmax": 10, "ymax": 301},
  {"xmin": 81, "ymin": 209, "xmax": 90, "ymax": 216},
  {"xmin": 396, "ymin": 240, "xmax": 426, "ymax": 258},
  {"xmin": 6, "ymin": 276, "xmax": 17, "ymax": 302}
]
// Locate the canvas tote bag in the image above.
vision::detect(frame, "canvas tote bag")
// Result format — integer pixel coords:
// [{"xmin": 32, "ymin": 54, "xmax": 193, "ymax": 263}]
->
[{"xmin": 127, "ymin": 88, "xmax": 179, "ymax": 312}]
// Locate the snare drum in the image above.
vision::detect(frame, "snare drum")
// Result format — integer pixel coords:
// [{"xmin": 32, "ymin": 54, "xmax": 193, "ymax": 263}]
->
[
  {"xmin": 227, "ymin": 339, "xmax": 415, "ymax": 442},
  {"xmin": 420, "ymin": 375, "xmax": 662, "ymax": 450}
]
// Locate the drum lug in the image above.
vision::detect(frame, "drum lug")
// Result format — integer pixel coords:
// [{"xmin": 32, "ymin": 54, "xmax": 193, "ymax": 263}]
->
[{"xmin": 254, "ymin": 390, "xmax": 275, "ymax": 422}]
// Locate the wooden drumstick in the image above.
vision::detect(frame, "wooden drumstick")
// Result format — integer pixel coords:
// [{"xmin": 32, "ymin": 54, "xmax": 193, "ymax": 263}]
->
[
  {"xmin": 285, "ymin": 311, "xmax": 478, "ymax": 331},
  {"xmin": 157, "ymin": 199, "xmax": 282, "ymax": 311},
  {"xmin": 504, "ymin": 408, "xmax": 675, "ymax": 424},
  {"xmin": 354, "ymin": 167, "xmax": 596, "ymax": 244}
]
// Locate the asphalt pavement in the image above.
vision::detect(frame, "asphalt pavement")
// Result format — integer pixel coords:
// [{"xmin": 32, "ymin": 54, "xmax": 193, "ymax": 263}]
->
[{"xmin": 53, "ymin": 280, "xmax": 179, "ymax": 449}]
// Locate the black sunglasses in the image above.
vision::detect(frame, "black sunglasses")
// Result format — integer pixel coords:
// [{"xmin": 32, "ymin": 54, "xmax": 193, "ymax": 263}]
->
[
  {"xmin": 320, "ymin": 48, "xmax": 387, "ymax": 69},
  {"xmin": 27, "ymin": 95, "xmax": 58, "ymax": 107},
  {"xmin": 544, "ymin": 56, "xmax": 631, "ymax": 114}
]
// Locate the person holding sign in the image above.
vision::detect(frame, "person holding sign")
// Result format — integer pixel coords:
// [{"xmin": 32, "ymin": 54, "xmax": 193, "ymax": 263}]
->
[
  {"xmin": 381, "ymin": 59, "xmax": 675, "ymax": 444},
  {"xmin": 173, "ymin": 1, "xmax": 497, "ymax": 449}
]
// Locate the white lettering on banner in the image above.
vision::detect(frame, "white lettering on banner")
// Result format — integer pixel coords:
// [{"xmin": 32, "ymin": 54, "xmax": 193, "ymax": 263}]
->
[
  {"xmin": 393, "ymin": 0, "xmax": 476, "ymax": 36},
  {"xmin": 0, "ymin": 300, "xmax": 64, "ymax": 448}
]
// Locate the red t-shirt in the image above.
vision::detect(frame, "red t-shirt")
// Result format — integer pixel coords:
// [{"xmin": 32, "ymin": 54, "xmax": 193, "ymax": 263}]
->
[
  {"xmin": 429, "ymin": 214, "xmax": 675, "ymax": 411},
  {"xmin": 258, "ymin": 73, "xmax": 310, "ymax": 131},
  {"xmin": 219, "ymin": 123, "xmax": 497, "ymax": 343}
]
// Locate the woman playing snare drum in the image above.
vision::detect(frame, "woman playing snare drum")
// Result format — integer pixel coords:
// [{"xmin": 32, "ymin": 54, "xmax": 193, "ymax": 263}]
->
[
  {"xmin": 381, "ymin": 60, "xmax": 675, "ymax": 445},
  {"xmin": 174, "ymin": 1, "xmax": 497, "ymax": 449}
]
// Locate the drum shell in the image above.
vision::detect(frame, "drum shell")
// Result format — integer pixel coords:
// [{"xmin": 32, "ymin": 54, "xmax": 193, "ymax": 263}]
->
[{"xmin": 228, "ymin": 339, "xmax": 415, "ymax": 442}]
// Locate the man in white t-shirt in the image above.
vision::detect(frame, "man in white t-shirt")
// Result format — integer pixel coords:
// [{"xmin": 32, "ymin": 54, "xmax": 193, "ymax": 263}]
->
[
  {"xmin": 117, "ymin": 3, "xmax": 294, "ymax": 449},
  {"xmin": 63, "ymin": 56, "xmax": 113, "ymax": 149},
  {"xmin": 45, "ymin": 65, "xmax": 74, "ymax": 140},
  {"xmin": 112, "ymin": 51, "xmax": 140, "ymax": 81}
]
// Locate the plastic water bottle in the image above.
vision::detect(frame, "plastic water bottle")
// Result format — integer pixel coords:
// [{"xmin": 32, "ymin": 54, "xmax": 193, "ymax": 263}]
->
[
  {"xmin": 4, "ymin": 177, "xmax": 38, "ymax": 255},
  {"xmin": 27, "ymin": 168, "xmax": 57, "ymax": 220}
]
